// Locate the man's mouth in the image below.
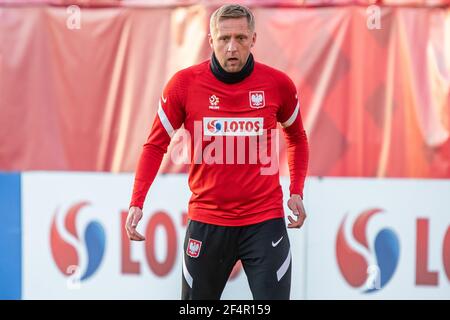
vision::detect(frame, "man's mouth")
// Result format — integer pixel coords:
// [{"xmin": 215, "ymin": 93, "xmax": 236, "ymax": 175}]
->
[{"xmin": 227, "ymin": 57, "xmax": 239, "ymax": 62}]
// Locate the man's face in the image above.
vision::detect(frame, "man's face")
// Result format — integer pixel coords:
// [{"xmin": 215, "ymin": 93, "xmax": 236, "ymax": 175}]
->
[{"xmin": 209, "ymin": 17, "xmax": 256, "ymax": 73}]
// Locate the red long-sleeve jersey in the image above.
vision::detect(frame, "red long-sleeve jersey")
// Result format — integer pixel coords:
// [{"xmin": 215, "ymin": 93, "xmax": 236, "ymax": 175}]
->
[{"xmin": 130, "ymin": 59, "xmax": 308, "ymax": 226}]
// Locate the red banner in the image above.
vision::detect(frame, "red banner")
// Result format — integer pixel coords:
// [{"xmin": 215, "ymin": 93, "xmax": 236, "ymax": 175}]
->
[{"xmin": 0, "ymin": 4, "xmax": 449, "ymax": 177}]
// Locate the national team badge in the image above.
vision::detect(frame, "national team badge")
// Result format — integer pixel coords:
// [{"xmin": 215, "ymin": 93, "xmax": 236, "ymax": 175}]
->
[
  {"xmin": 249, "ymin": 91, "xmax": 265, "ymax": 109},
  {"xmin": 187, "ymin": 238, "xmax": 202, "ymax": 258},
  {"xmin": 209, "ymin": 95, "xmax": 220, "ymax": 110}
]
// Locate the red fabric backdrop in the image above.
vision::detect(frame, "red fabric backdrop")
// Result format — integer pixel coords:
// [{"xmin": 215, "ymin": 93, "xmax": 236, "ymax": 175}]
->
[{"xmin": 1, "ymin": 1, "xmax": 449, "ymax": 177}]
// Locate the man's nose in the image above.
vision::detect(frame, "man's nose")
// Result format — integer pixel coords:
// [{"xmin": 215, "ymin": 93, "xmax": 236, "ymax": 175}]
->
[{"xmin": 227, "ymin": 39, "xmax": 237, "ymax": 52}]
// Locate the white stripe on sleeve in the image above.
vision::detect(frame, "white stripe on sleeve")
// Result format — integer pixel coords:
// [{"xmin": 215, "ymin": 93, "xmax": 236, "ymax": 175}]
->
[
  {"xmin": 157, "ymin": 100, "xmax": 175, "ymax": 137},
  {"xmin": 281, "ymin": 102, "xmax": 299, "ymax": 128}
]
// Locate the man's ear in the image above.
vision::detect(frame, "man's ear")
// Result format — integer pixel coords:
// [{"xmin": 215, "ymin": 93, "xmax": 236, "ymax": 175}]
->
[
  {"xmin": 251, "ymin": 32, "xmax": 257, "ymax": 48},
  {"xmin": 208, "ymin": 33, "xmax": 213, "ymax": 49}
]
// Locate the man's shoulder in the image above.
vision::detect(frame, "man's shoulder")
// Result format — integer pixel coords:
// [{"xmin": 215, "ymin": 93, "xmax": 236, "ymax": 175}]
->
[
  {"xmin": 165, "ymin": 60, "xmax": 209, "ymax": 95},
  {"xmin": 254, "ymin": 61, "xmax": 290, "ymax": 80},
  {"xmin": 172, "ymin": 60, "xmax": 210, "ymax": 81},
  {"xmin": 255, "ymin": 62, "xmax": 297, "ymax": 96}
]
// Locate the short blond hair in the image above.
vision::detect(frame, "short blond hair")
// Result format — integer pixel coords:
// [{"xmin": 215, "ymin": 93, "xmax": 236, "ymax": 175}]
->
[{"xmin": 209, "ymin": 4, "xmax": 255, "ymax": 37}]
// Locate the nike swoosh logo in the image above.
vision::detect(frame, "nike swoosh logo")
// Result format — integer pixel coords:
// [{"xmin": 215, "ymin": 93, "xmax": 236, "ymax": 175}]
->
[
  {"xmin": 272, "ymin": 236, "xmax": 283, "ymax": 247},
  {"xmin": 161, "ymin": 95, "xmax": 167, "ymax": 103}
]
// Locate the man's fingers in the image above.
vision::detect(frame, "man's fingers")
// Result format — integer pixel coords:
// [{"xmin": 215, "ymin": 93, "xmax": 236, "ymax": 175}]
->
[
  {"xmin": 287, "ymin": 196, "xmax": 307, "ymax": 229},
  {"xmin": 287, "ymin": 215, "xmax": 300, "ymax": 228},
  {"xmin": 129, "ymin": 228, "xmax": 146, "ymax": 241},
  {"xmin": 297, "ymin": 212, "xmax": 306, "ymax": 228},
  {"xmin": 131, "ymin": 233, "xmax": 146, "ymax": 241},
  {"xmin": 129, "ymin": 226, "xmax": 145, "ymax": 241},
  {"xmin": 133, "ymin": 229, "xmax": 145, "ymax": 240},
  {"xmin": 295, "ymin": 201, "xmax": 306, "ymax": 220},
  {"xmin": 124, "ymin": 208, "xmax": 145, "ymax": 241},
  {"xmin": 125, "ymin": 220, "xmax": 146, "ymax": 241},
  {"xmin": 130, "ymin": 235, "xmax": 145, "ymax": 241},
  {"xmin": 288, "ymin": 215, "xmax": 296, "ymax": 224},
  {"xmin": 293, "ymin": 198, "xmax": 305, "ymax": 214},
  {"xmin": 287, "ymin": 212, "xmax": 306, "ymax": 229}
]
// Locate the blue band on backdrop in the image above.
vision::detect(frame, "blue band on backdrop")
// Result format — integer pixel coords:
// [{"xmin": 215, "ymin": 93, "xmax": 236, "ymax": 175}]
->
[{"xmin": 0, "ymin": 173, "xmax": 22, "ymax": 299}]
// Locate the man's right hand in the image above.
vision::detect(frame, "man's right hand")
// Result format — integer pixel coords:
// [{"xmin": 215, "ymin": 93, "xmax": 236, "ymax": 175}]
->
[{"xmin": 126, "ymin": 206, "xmax": 146, "ymax": 241}]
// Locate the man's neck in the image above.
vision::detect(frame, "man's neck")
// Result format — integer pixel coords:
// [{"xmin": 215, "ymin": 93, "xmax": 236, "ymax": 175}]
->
[{"xmin": 210, "ymin": 53, "xmax": 254, "ymax": 84}]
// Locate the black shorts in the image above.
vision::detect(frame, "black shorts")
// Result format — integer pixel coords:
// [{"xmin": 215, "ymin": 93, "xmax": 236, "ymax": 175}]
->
[{"xmin": 182, "ymin": 217, "xmax": 291, "ymax": 300}]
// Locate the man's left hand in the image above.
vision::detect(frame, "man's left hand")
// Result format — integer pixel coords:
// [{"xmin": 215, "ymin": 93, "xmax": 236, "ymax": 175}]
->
[{"xmin": 287, "ymin": 194, "xmax": 307, "ymax": 229}]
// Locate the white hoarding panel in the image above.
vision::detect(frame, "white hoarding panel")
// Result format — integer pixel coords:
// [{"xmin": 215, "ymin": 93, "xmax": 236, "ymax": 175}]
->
[
  {"xmin": 306, "ymin": 178, "xmax": 450, "ymax": 299},
  {"xmin": 21, "ymin": 172, "xmax": 306, "ymax": 299}
]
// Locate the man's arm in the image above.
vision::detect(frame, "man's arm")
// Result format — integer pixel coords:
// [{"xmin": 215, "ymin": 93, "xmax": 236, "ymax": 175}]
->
[
  {"xmin": 126, "ymin": 133, "xmax": 169, "ymax": 241},
  {"xmin": 282, "ymin": 112, "xmax": 309, "ymax": 229},
  {"xmin": 126, "ymin": 72, "xmax": 187, "ymax": 241},
  {"xmin": 277, "ymin": 76, "xmax": 309, "ymax": 229}
]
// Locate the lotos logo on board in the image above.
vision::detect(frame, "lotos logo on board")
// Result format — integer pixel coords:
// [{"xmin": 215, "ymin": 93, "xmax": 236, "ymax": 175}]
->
[
  {"xmin": 336, "ymin": 208, "xmax": 400, "ymax": 292},
  {"xmin": 50, "ymin": 202, "xmax": 106, "ymax": 281}
]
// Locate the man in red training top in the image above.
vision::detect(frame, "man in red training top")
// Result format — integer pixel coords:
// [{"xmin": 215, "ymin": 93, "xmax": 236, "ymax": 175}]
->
[{"xmin": 126, "ymin": 4, "xmax": 309, "ymax": 300}]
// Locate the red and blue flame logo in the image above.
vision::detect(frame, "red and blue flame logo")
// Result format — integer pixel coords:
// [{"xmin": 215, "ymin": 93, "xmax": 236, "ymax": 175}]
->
[
  {"xmin": 336, "ymin": 208, "xmax": 400, "ymax": 292},
  {"xmin": 50, "ymin": 202, "xmax": 106, "ymax": 281},
  {"xmin": 207, "ymin": 120, "xmax": 222, "ymax": 133}
]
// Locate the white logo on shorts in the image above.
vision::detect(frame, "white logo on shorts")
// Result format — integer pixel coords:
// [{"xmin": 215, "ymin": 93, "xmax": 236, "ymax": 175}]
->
[{"xmin": 272, "ymin": 236, "xmax": 283, "ymax": 247}]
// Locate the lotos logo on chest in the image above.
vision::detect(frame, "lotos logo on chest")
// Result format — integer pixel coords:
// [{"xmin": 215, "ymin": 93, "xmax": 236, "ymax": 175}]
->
[{"xmin": 204, "ymin": 117, "xmax": 263, "ymax": 136}]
